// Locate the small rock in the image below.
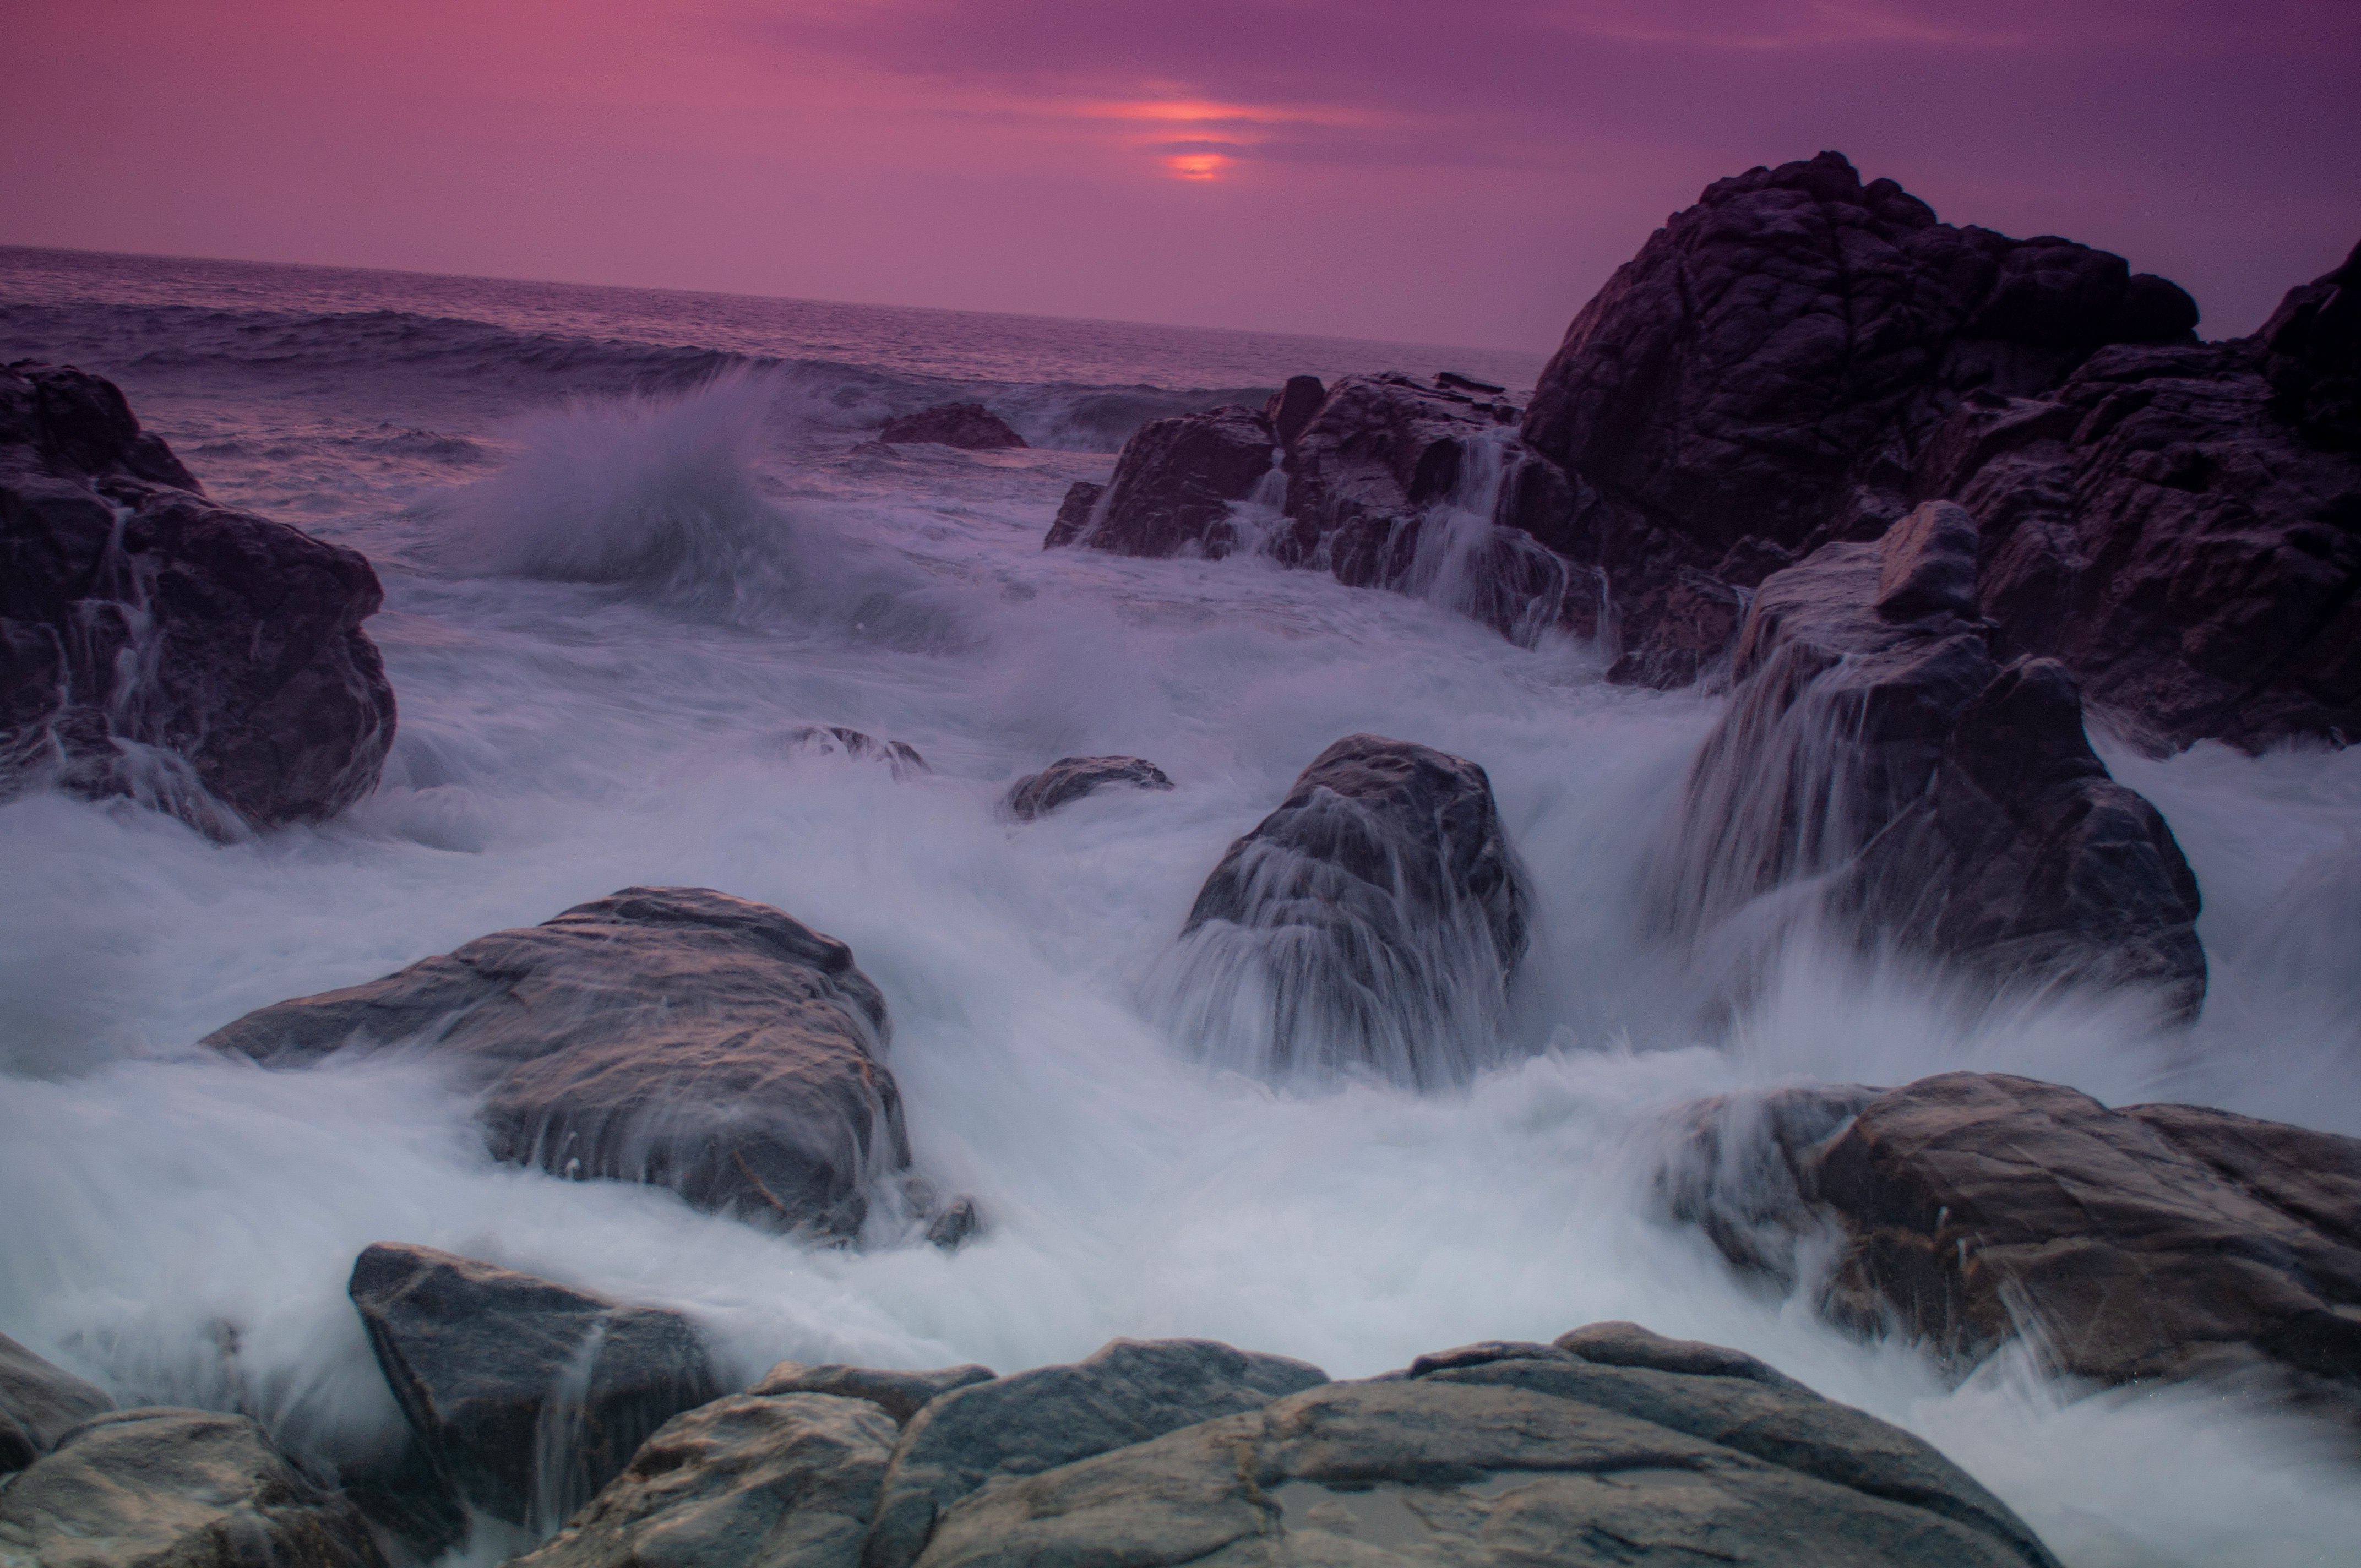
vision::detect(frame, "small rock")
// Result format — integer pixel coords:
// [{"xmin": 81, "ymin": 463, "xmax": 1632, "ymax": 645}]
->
[
  {"xmin": 747, "ymin": 1364, "xmax": 994, "ymax": 1425},
  {"xmin": 920, "ymin": 1196, "xmax": 980, "ymax": 1251},
  {"xmin": 1, "ymin": 1330, "xmax": 112, "ymax": 1474},
  {"xmin": 876, "ymin": 405, "xmax": 1025, "ymax": 449},
  {"xmin": 1041, "ymin": 480, "xmax": 1103, "ymax": 549},
  {"xmin": 787, "ymin": 726, "xmax": 929, "ymax": 779},
  {"xmin": 1003, "ymin": 755, "xmax": 1173, "ymax": 819}
]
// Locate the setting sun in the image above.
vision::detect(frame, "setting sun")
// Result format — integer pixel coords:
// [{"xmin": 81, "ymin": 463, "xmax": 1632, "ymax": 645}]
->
[{"xmin": 1164, "ymin": 151, "xmax": 1231, "ymax": 181}]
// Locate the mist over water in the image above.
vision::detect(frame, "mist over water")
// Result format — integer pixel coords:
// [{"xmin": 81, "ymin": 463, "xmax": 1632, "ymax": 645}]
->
[{"xmin": 5, "ymin": 253, "xmax": 2361, "ymax": 1566}]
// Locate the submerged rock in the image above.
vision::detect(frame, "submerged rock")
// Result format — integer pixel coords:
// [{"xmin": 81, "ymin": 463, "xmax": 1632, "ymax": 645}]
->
[
  {"xmin": 1165, "ymin": 734, "xmax": 1527, "ymax": 1086},
  {"xmin": 203, "ymin": 886, "xmax": 910, "ymax": 1237},
  {"xmin": 348, "ymin": 1242, "xmax": 721, "ymax": 1528},
  {"xmin": 1043, "ymin": 405, "xmax": 1275, "ymax": 557},
  {"xmin": 508, "ymin": 1393, "xmax": 897, "ymax": 1568},
  {"xmin": 748, "ymin": 1364, "xmax": 995, "ymax": 1427},
  {"xmin": 876, "ymin": 404, "xmax": 1025, "ymax": 449},
  {"xmin": 787, "ymin": 725, "xmax": 931, "ymax": 780},
  {"xmin": 1, "ymin": 1331, "xmax": 113, "ymax": 1473},
  {"xmin": 0, "ymin": 361, "xmax": 395, "ymax": 832},
  {"xmin": 0, "ymin": 1407, "xmax": 387, "ymax": 1568},
  {"xmin": 862, "ymin": 1337, "xmax": 1328, "ymax": 1568},
  {"xmin": 1003, "ymin": 754, "xmax": 1173, "ymax": 819},
  {"xmin": 915, "ymin": 1322, "xmax": 2057, "ymax": 1567}
]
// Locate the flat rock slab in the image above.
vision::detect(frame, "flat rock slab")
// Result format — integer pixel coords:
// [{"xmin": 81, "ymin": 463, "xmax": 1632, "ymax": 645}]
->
[
  {"xmin": 0, "ymin": 1331, "xmax": 111, "ymax": 1474},
  {"xmin": 911, "ymin": 1321, "xmax": 2057, "ymax": 1568},
  {"xmin": 511, "ymin": 1393, "xmax": 898, "ymax": 1568},
  {"xmin": 203, "ymin": 886, "xmax": 909, "ymax": 1236},
  {"xmin": 0, "ymin": 1407, "xmax": 385, "ymax": 1568},
  {"xmin": 1003, "ymin": 755, "xmax": 1174, "ymax": 819},
  {"xmin": 348, "ymin": 1242, "xmax": 721, "ymax": 1528}
]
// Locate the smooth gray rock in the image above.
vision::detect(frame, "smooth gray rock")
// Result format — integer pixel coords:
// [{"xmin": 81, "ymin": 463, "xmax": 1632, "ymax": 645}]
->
[
  {"xmin": 347, "ymin": 1242, "xmax": 721, "ymax": 1528},
  {"xmin": 508, "ymin": 1394, "xmax": 897, "ymax": 1568},
  {"xmin": 1170, "ymin": 734, "xmax": 1528, "ymax": 1086},
  {"xmin": 877, "ymin": 405, "xmax": 1025, "ymax": 449},
  {"xmin": 0, "ymin": 362, "xmax": 395, "ymax": 833},
  {"xmin": 0, "ymin": 1331, "xmax": 111, "ymax": 1474},
  {"xmin": 0, "ymin": 1407, "xmax": 386, "ymax": 1568},
  {"xmin": 748, "ymin": 1363, "xmax": 995, "ymax": 1426},
  {"xmin": 1003, "ymin": 755, "xmax": 1173, "ymax": 820},
  {"xmin": 203, "ymin": 887, "xmax": 908, "ymax": 1235},
  {"xmin": 861, "ymin": 1337, "xmax": 1327, "ymax": 1568},
  {"xmin": 1050, "ymin": 406, "xmax": 1275, "ymax": 557},
  {"xmin": 911, "ymin": 1322, "xmax": 2058, "ymax": 1567}
]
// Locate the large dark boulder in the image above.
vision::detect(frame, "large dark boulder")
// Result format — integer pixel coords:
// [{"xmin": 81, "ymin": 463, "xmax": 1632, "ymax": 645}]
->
[
  {"xmin": 1915, "ymin": 260, "xmax": 2361, "ymax": 749},
  {"xmin": 1046, "ymin": 405, "xmax": 1275, "ymax": 557},
  {"xmin": 1262, "ymin": 374, "xmax": 1327, "ymax": 447},
  {"xmin": 0, "ymin": 362, "xmax": 396, "ymax": 831},
  {"xmin": 1655, "ymin": 502, "xmax": 2204, "ymax": 1015},
  {"xmin": 1, "ymin": 1331, "xmax": 113, "ymax": 1474},
  {"xmin": 876, "ymin": 404, "xmax": 1025, "ymax": 449},
  {"xmin": 1516, "ymin": 153, "xmax": 2197, "ymax": 689},
  {"xmin": 203, "ymin": 887, "xmax": 911, "ymax": 1238},
  {"xmin": 1002, "ymin": 755, "xmax": 1173, "ymax": 820},
  {"xmin": 912, "ymin": 1323, "xmax": 2058, "ymax": 1567},
  {"xmin": 0, "ymin": 1408, "xmax": 387, "ymax": 1568},
  {"xmin": 1163, "ymin": 734, "xmax": 1528, "ymax": 1086},
  {"xmin": 349, "ymin": 1242, "xmax": 722, "ymax": 1529},
  {"xmin": 860, "ymin": 1338, "xmax": 1327, "ymax": 1568}
]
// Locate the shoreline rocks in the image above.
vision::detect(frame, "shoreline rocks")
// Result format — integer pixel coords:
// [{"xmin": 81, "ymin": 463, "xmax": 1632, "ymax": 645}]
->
[
  {"xmin": 1, "ymin": 1331, "xmax": 113, "ymax": 1474},
  {"xmin": 1, "ymin": 361, "xmax": 396, "ymax": 832},
  {"xmin": 876, "ymin": 404, "xmax": 1025, "ymax": 449},
  {"xmin": 1056, "ymin": 404, "xmax": 1277, "ymax": 557},
  {"xmin": 1003, "ymin": 754, "xmax": 1173, "ymax": 819}
]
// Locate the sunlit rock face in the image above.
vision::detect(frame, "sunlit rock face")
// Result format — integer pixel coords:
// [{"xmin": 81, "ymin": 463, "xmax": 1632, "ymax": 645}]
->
[
  {"xmin": 1157, "ymin": 734, "xmax": 1528, "ymax": 1089},
  {"xmin": 0, "ymin": 362, "xmax": 396, "ymax": 833},
  {"xmin": 1517, "ymin": 150, "xmax": 2197, "ymax": 690},
  {"xmin": 203, "ymin": 887, "xmax": 913, "ymax": 1239}
]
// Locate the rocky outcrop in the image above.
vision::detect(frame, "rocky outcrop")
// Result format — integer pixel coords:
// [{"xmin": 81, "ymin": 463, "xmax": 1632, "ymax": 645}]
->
[
  {"xmin": 1002, "ymin": 755, "xmax": 1173, "ymax": 819},
  {"xmin": 1656, "ymin": 502, "xmax": 2204, "ymax": 1016},
  {"xmin": 1046, "ymin": 405, "xmax": 1276, "ymax": 557},
  {"xmin": 861, "ymin": 1338, "xmax": 1328, "ymax": 1568},
  {"xmin": 1, "ymin": 1331, "xmax": 112, "ymax": 1473},
  {"xmin": 349, "ymin": 1243, "xmax": 721, "ymax": 1529},
  {"xmin": 0, "ymin": 1408, "xmax": 387, "ymax": 1568},
  {"xmin": 1162, "ymin": 734, "xmax": 1527, "ymax": 1086},
  {"xmin": 1516, "ymin": 152, "xmax": 2199, "ymax": 689},
  {"xmin": 748, "ymin": 1364, "xmax": 995, "ymax": 1427},
  {"xmin": 876, "ymin": 405, "xmax": 1025, "ymax": 449},
  {"xmin": 1916, "ymin": 251, "xmax": 2361, "ymax": 748},
  {"xmin": 508, "ymin": 1394, "xmax": 898, "ymax": 1568},
  {"xmin": 1040, "ymin": 481, "xmax": 1102, "ymax": 549},
  {"xmin": 203, "ymin": 887, "xmax": 911, "ymax": 1238},
  {"xmin": 1677, "ymin": 1074, "xmax": 2361, "ymax": 1420},
  {"xmin": 910, "ymin": 1323, "xmax": 2057, "ymax": 1567},
  {"xmin": 1263, "ymin": 374, "xmax": 1326, "ymax": 447},
  {"xmin": 1, "ymin": 361, "xmax": 395, "ymax": 832},
  {"xmin": 787, "ymin": 726, "xmax": 930, "ymax": 779}
]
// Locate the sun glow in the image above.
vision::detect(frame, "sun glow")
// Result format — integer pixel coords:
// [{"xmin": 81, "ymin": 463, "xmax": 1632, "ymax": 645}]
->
[{"xmin": 1164, "ymin": 152, "xmax": 1232, "ymax": 182}]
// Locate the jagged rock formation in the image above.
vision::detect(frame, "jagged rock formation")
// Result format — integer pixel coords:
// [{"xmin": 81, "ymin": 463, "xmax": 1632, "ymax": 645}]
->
[
  {"xmin": 1, "ymin": 1331, "xmax": 113, "ymax": 1474},
  {"xmin": 1656, "ymin": 501, "xmax": 2204, "ymax": 1015},
  {"xmin": 203, "ymin": 887, "xmax": 913, "ymax": 1238},
  {"xmin": 1, "ymin": 361, "xmax": 395, "ymax": 831},
  {"xmin": 1002, "ymin": 755, "xmax": 1173, "ymax": 819},
  {"xmin": 876, "ymin": 404, "xmax": 1025, "ymax": 449},
  {"xmin": 349, "ymin": 1243, "xmax": 721, "ymax": 1530},
  {"xmin": 1161, "ymin": 734, "xmax": 1528, "ymax": 1086},
  {"xmin": 0, "ymin": 1408, "xmax": 388, "ymax": 1568}
]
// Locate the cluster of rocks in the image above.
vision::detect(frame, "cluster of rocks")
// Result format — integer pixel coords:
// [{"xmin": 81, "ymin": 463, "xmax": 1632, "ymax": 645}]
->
[
  {"xmin": 0, "ymin": 1298, "xmax": 2074, "ymax": 1567},
  {"xmin": 0, "ymin": 361, "xmax": 396, "ymax": 834}
]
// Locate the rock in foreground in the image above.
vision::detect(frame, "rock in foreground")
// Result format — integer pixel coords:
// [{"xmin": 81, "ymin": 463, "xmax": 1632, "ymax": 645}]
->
[
  {"xmin": 1, "ymin": 1331, "xmax": 113, "ymax": 1474},
  {"xmin": 876, "ymin": 405, "xmax": 1025, "ymax": 449},
  {"xmin": 349, "ymin": 1242, "xmax": 721, "ymax": 1528},
  {"xmin": 1003, "ymin": 755, "xmax": 1173, "ymax": 819},
  {"xmin": 1164, "ymin": 734, "xmax": 1528, "ymax": 1086},
  {"xmin": 203, "ymin": 886, "xmax": 911, "ymax": 1237},
  {"xmin": 0, "ymin": 361, "xmax": 395, "ymax": 831},
  {"xmin": 0, "ymin": 1407, "xmax": 387, "ymax": 1568}
]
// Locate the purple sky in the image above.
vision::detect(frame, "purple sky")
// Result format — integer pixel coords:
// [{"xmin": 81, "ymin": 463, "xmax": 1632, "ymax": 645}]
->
[{"xmin": 7, "ymin": 1, "xmax": 2357, "ymax": 349}]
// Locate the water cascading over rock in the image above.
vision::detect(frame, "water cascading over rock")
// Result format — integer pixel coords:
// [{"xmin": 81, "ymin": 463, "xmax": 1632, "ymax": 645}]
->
[{"xmin": 1156, "ymin": 734, "xmax": 1528, "ymax": 1087}]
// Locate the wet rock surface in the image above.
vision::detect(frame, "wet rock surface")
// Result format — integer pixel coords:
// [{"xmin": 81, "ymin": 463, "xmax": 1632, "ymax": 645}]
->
[
  {"xmin": 0, "ymin": 1331, "xmax": 113, "ymax": 1474},
  {"xmin": 1169, "ymin": 734, "xmax": 1528, "ymax": 1085},
  {"xmin": 787, "ymin": 725, "xmax": 930, "ymax": 779},
  {"xmin": 1040, "ymin": 479, "xmax": 1102, "ymax": 549},
  {"xmin": 862, "ymin": 1337, "xmax": 1329, "ymax": 1568},
  {"xmin": 0, "ymin": 361, "xmax": 395, "ymax": 831},
  {"xmin": 1003, "ymin": 754, "xmax": 1174, "ymax": 819},
  {"xmin": 0, "ymin": 1407, "xmax": 387, "ymax": 1568},
  {"xmin": 876, "ymin": 404, "xmax": 1025, "ymax": 449},
  {"xmin": 909, "ymin": 1322, "xmax": 2056, "ymax": 1568},
  {"xmin": 748, "ymin": 1364, "xmax": 995, "ymax": 1427},
  {"xmin": 203, "ymin": 886, "xmax": 910, "ymax": 1237},
  {"xmin": 347, "ymin": 1242, "xmax": 721, "ymax": 1529},
  {"xmin": 1049, "ymin": 405, "xmax": 1275, "ymax": 557},
  {"xmin": 509, "ymin": 1393, "xmax": 898, "ymax": 1568}
]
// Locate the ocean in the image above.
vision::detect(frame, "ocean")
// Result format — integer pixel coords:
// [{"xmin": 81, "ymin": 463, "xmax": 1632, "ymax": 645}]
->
[{"xmin": 4, "ymin": 244, "xmax": 2360, "ymax": 1566}]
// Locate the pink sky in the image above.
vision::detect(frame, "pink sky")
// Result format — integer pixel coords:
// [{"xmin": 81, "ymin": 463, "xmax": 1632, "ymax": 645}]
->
[{"xmin": 6, "ymin": 1, "xmax": 2356, "ymax": 350}]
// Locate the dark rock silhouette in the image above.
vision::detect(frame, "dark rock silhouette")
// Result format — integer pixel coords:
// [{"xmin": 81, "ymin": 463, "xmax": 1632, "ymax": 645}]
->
[
  {"xmin": 0, "ymin": 1407, "xmax": 388, "ymax": 1568},
  {"xmin": 1, "ymin": 1330, "xmax": 113, "ymax": 1473},
  {"xmin": 1047, "ymin": 405, "xmax": 1276, "ymax": 557},
  {"xmin": 1041, "ymin": 480, "xmax": 1102, "ymax": 548},
  {"xmin": 1, "ymin": 362, "xmax": 395, "ymax": 831},
  {"xmin": 204, "ymin": 887, "xmax": 911, "ymax": 1238},
  {"xmin": 349, "ymin": 1243, "xmax": 721, "ymax": 1529},
  {"xmin": 876, "ymin": 404, "xmax": 1025, "ymax": 449},
  {"xmin": 786, "ymin": 725, "xmax": 929, "ymax": 779},
  {"xmin": 1003, "ymin": 754, "xmax": 1173, "ymax": 819},
  {"xmin": 748, "ymin": 1363, "xmax": 995, "ymax": 1427},
  {"xmin": 1262, "ymin": 374, "xmax": 1326, "ymax": 447}
]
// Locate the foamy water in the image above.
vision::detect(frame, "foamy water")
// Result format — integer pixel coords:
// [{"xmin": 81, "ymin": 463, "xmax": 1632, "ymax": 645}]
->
[{"xmin": 4, "ymin": 252, "xmax": 2360, "ymax": 1566}]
